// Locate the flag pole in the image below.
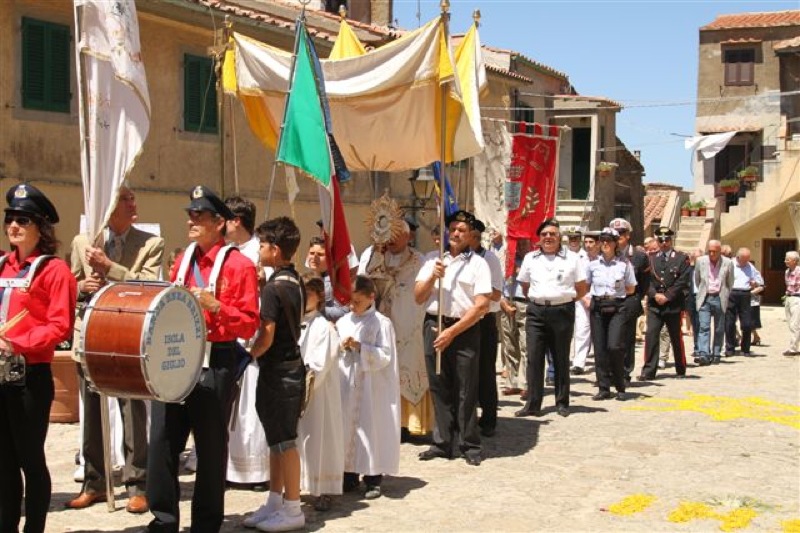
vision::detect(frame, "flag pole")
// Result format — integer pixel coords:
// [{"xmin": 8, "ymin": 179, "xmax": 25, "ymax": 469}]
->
[
  {"xmin": 73, "ymin": 2, "xmax": 114, "ymax": 512},
  {"xmin": 436, "ymin": 0, "xmax": 450, "ymax": 375},
  {"xmin": 217, "ymin": 16, "xmax": 232, "ymax": 197}
]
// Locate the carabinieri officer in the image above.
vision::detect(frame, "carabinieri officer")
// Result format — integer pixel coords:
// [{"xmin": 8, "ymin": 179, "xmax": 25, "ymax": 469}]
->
[
  {"xmin": 415, "ymin": 210, "xmax": 491, "ymax": 466},
  {"xmin": 587, "ymin": 228, "xmax": 637, "ymax": 401},
  {"xmin": 515, "ymin": 218, "xmax": 587, "ymax": 418}
]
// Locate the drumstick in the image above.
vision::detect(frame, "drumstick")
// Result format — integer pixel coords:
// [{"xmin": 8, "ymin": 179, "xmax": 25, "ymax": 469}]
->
[{"xmin": 0, "ymin": 309, "xmax": 28, "ymax": 337}]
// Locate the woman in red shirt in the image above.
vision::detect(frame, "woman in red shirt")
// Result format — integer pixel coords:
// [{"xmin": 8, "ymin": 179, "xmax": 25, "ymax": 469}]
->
[{"xmin": 0, "ymin": 183, "xmax": 76, "ymax": 533}]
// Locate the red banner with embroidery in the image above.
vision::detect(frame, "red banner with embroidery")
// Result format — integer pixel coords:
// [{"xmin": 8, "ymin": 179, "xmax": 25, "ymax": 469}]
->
[{"xmin": 504, "ymin": 124, "xmax": 559, "ymax": 277}]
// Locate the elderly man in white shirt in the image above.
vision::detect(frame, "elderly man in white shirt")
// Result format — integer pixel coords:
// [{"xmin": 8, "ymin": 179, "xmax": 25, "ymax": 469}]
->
[{"xmin": 725, "ymin": 247, "xmax": 763, "ymax": 357}]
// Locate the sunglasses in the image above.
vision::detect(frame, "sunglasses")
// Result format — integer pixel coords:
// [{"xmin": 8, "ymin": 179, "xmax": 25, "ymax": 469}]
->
[{"xmin": 4, "ymin": 215, "xmax": 34, "ymax": 227}]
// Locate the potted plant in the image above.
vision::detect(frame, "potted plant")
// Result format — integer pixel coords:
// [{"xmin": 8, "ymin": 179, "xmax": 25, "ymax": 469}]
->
[
  {"xmin": 696, "ymin": 199, "xmax": 707, "ymax": 217},
  {"xmin": 738, "ymin": 165, "xmax": 759, "ymax": 182},
  {"xmin": 596, "ymin": 161, "xmax": 618, "ymax": 177},
  {"xmin": 688, "ymin": 202, "xmax": 699, "ymax": 217},
  {"xmin": 719, "ymin": 178, "xmax": 741, "ymax": 194},
  {"xmin": 681, "ymin": 200, "xmax": 692, "ymax": 217}
]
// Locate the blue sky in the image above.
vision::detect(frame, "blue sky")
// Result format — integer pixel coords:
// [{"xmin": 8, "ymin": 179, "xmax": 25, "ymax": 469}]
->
[{"xmin": 392, "ymin": 0, "xmax": 798, "ymax": 191}]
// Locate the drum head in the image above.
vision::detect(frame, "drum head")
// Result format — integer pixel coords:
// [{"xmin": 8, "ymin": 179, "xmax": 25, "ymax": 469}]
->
[{"xmin": 141, "ymin": 286, "xmax": 206, "ymax": 402}]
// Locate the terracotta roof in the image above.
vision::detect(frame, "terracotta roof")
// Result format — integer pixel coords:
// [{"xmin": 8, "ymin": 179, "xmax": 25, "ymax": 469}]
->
[
  {"xmin": 720, "ymin": 38, "xmax": 762, "ymax": 44},
  {"xmin": 701, "ymin": 10, "xmax": 800, "ymax": 30},
  {"xmin": 186, "ymin": 0, "xmax": 397, "ymax": 43},
  {"xmin": 553, "ymin": 94, "xmax": 623, "ymax": 109},
  {"xmin": 643, "ymin": 192, "xmax": 671, "ymax": 229},
  {"xmin": 646, "ymin": 183, "xmax": 682, "ymax": 191},
  {"xmin": 480, "ymin": 43, "xmax": 569, "ymax": 81},
  {"xmin": 485, "ymin": 64, "xmax": 533, "ymax": 84},
  {"xmin": 775, "ymin": 36, "xmax": 800, "ymax": 51}
]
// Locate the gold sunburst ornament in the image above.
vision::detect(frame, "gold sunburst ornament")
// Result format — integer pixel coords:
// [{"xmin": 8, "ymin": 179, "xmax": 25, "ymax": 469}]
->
[{"xmin": 365, "ymin": 193, "xmax": 404, "ymax": 245}]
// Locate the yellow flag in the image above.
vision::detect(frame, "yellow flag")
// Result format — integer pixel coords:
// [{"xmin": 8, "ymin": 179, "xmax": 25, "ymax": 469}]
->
[{"xmin": 329, "ymin": 19, "xmax": 366, "ymax": 59}]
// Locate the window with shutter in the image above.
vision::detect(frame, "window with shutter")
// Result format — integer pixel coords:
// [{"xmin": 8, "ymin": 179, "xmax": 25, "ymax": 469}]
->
[
  {"xmin": 22, "ymin": 17, "xmax": 71, "ymax": 113},
  {"xmin": 723, "ymin": 48, "xmax": 755, "ymax": 87},
  {"xmin": 184, "ymin": 54, "xmax": 218, "ymax": 134}
]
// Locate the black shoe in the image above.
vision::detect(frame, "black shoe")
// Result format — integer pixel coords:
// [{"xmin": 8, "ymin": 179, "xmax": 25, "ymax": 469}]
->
[
  {"xmin": 514, "ymin": 408, "xmax": 540, "ymax": 418},
  {"xmin": 675, "ymin": 373, "xmax": 687, "ymax": 379},
  {"xmin": 695, "ymin": 356, "xmax": 711, "ymax": 366},
  {"xmin": 616, "ymin": 392, "xmax": 629, "ymax": 401},
  {"xmin": 743, "ymin": 352, "xmax": 754, "ymax": 357},
  {"xmin": 418, "ymin": 449, "xmax": 448, "ymax": 461},
  {"xmin": 712, "ymin": 356, "xmax": 721, "ymax": 364},
  {"xmin": 557, "ymin": 406, "xmax": 570, "ymax": 417},
  {"xmin": 464, "ymin": 455, "xmax": 482, "ymax": 466},
  {"xmin": 480, "ymin": 426, "xmax": 496, "ymax": 437},
  {"xmin": 624, "ymin": 375, "xmax": 632, "ymax": 384},
  {"xmin": 592, "ymin": 391, "xmax": 614, "ymax": 401},
  {"xmin": 342, "ymin": 477, "xmax": 360, "ymax": 492},
  {"xmin": 724, "ymin": 351, "xmax": 735, "ymax": 357},
  {"xmin": 637, "ymin": 374, "xmax": 654, "ymax": 381},
  {"xmin": 570, "ymin": 366, "xmax": 584, "ymax": 375}
]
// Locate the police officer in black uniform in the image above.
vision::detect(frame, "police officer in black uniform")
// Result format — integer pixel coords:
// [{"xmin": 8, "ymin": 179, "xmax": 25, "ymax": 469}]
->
[
  {"xmin": 609, "ymin": 218, "xmax": 651, "ymax": 382},
  {"xmin": 640, "ymin": 227, "xmax": 690, "ymax": 380}
]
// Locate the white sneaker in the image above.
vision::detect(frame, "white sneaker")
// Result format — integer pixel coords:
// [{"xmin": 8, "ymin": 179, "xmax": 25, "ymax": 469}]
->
[
  {"xmin": 73, "ymin": 465, "xmax": 84, "ymax": 483},
  {"xmin": 256, "ymin": 509, "xmax": 305, "ymax": 532},
  {"xmin": 658, "ymin": 359, "xmax": 666, "ymax": 369},
  {"xmin": 243, "ymin": 505, "xmax": 279, "ymax": 529}
]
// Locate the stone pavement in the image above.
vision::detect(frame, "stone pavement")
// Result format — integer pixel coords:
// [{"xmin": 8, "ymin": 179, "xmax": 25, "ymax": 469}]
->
[{"xmin": 44, "ymin": 305, "xmax": 799, "ymax": 532}]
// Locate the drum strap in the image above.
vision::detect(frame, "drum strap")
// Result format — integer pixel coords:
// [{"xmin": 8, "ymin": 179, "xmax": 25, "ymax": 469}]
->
[
  {"xmin": 0, "ymin": 255, "xmax": 53, "ymax": 326},
  {"xmin": 174, "ymin": 242, "xmax": 236, "ymax": 367}
]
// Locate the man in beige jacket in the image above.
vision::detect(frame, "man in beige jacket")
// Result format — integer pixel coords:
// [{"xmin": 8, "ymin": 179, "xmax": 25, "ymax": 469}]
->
[{"xmin": 66, "ymin": 185, "xmax": 164, "ymax": 513}]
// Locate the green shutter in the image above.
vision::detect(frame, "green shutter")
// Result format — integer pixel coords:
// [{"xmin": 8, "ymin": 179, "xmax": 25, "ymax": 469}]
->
[
  {"xmin": 22, "ymin": 17, "xmax": 70, "ymax": 113},
  {"xmin": 184, "ymin": 54, "xmax": 218, "ymax": 134}
]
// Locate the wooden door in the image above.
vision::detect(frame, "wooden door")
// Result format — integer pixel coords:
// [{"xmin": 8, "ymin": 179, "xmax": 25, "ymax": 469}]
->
[
  {"xmin": 761, "ymin": 238, "xmax": 798, "ymax": 304},
  {"xmin": 571, "ymin": 128, "xmax": 591, "ymax": 200}
]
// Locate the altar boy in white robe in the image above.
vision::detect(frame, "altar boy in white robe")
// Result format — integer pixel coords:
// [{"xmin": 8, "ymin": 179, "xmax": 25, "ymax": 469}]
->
[
  {"xmin": 337, "ymin": 276, "xmax": 400, "ymax": 500},
  {"xmin": 297, "ymin": 274, "xmax": 343, "ymax": 512}
]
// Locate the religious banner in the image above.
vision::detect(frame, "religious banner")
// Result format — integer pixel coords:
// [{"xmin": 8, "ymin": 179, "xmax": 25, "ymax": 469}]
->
[
  {"xmin": 473, "ymin": 120, "xmax": 512, "ymax": 239},
  {"xmin": 504, "ymin": 124, "xmax": 560, "ymax": 276}
]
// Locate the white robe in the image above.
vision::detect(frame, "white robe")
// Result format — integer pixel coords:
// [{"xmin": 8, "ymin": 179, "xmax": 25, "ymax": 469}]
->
[
  {"xmin": 297, "ymin": 311, "xmax": 344, "ymax": 496},
  {"xmin": 337, "ymin": 308, "xmax": 400, "ymax": 476},
  {"xmin": 226, "ymin": 236, "xmax": 271, "ymax": 483}
]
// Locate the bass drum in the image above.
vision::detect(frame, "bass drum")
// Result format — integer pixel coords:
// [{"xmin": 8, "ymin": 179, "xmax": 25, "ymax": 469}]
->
[{"xmin": 79, "ymin": 282, "xmax": 206, "ymax": 403}]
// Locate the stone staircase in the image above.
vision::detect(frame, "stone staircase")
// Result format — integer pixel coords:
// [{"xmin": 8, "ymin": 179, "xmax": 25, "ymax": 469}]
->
[
  {"xmin": 674, "ymin": 216, "xmax": 705, "ymax": 253},
  {"xmin": 555, "ymin": 198, "xmax": 594, "ymax": 230}
]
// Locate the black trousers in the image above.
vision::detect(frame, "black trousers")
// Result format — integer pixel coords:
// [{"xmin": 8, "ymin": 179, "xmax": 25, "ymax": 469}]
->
[
  {"xmin": 590, "ymin": 304, "xmax": 628, "ymax": 392},
  {"xmin": 0, "ymin": 364, "xmax": 53, "ymax": 533},
  {"xmin": 423, "ymin": 316, "xmax": 480, "ymax": 459},
  {"xmin": 622, "ymin": 296, "xmax": 643, "ymax": 378},
  {"xmin": 477, "ymin": 312, "xmax": 499, "ymax": 431},
  {"xmin": 726, "ymin": 290, "xmax": 753, "ymax": 353},
  {"xmin": 523, "ymin": 302, "xmax": 574, "ymax": 411},
  {"xmin": 77, "ymin": 364, "xmax": 148, "ymax": 496},
  {"xmin": 642, "ymin": 305, "xmax": 686, "ymax": 377},
  {"xmin": 146, "ymin": 344, "xmax": 237, "ymax": 533}
]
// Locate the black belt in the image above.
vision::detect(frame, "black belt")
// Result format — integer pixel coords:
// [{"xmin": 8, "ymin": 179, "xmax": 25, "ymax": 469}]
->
[
  {"xmin": 593, "ymin": 296, "xmax": 624, "ymax": 302},
  {"xmin": 787, "ymin": 294, "xmax": 800, "ymax": 298},
  {"xmin": 512, "ymin": 297, "xmax": 528, "ymax": 303},
  {"xmin": 731, "ymin": 289, "xmax": 751, "ymax": 293},
  {"xmin": 425, "ymin": 313, "xmax": 460, "ymax": 327}
]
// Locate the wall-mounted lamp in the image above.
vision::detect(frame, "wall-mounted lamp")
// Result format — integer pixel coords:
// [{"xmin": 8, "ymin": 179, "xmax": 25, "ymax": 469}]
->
[
  {"xmin": 409, "ymin": 168, "xmax": 436, "ymax": 203},
  {"xmin": 776, "ymin": 226, "xmax": 782, "ymax": 238}
]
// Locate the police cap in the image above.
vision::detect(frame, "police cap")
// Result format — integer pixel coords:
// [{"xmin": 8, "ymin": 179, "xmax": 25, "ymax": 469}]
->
[
  {"xmin": 445, "ymin": 209, "xmax": 479, "ymax": 230},
  {"xmin": 5, "ymin": 183, "xmax": 59, "ymax": 224},
  {"xmin": 186, "ymin": 186, "xmax": 234, "ymax": 220},
  {"xmin": 655, "ymin": 226, "xmax": 674, "ymax": 238},
  {"xmin": 609, "ymin": 218, "xmax": 632, "ymax": 232},
  {"xmin": 583, "ymin": 230, "xmax": 601, "ymax": 240},
  {"xmin": 599, "ymin": 227, "xmax": 620, "ymax": 241},
  {"xmin": 565, "ymin": 226, "xmax": 583, "ymax": 238}
]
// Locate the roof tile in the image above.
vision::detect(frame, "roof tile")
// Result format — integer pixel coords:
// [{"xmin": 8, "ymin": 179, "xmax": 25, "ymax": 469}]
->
[{"xmin": 701, "ymin": 10, "xmax": 800, "ymax": 30}]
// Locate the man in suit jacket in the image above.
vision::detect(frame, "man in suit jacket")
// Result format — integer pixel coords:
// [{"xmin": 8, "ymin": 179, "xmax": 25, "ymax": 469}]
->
[
  {"xmin": 640, "ymin": 227, "xmax": 690, "ymax": 380},
  {"xmin": 693, "ymin": 240, "xmax": 734, "ymax": 365},
  {"xmin": 66, "ymin": 185, "xmax": 165, "ymax": 514}
]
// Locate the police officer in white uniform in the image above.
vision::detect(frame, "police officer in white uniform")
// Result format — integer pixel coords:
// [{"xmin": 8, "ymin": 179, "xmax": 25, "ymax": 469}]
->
[
  {"xmin": 415, "ymin": 210, "xmax": 492, "ymax": 466},
  {"xmin": 587, "ymin": 228, "xmax": 637, "ymax": 401},
  {"xmin": 515, "ymin": 219, "xmax": 587, "ymax": 418}
]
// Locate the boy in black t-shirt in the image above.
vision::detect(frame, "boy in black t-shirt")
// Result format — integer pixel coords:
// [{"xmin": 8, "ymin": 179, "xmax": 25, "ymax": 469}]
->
[{"xmin": 246, "ymin": 216, "xmax": 305, "ymax": 532}]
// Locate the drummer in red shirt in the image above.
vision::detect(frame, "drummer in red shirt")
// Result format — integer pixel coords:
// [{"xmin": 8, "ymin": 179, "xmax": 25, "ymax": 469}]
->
[
  {"xmin": 0, "ymin": 183, "xmax": 77, "ymax": 533},
  {"xmin": 146, "ymin": 186, "xmax": 259, "ymax": 533}
]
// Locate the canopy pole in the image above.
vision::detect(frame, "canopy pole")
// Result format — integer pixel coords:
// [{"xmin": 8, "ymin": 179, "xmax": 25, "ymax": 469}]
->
[{"xmin": 435, "ymin": 0, "xmax": 450, "ymax": 375}]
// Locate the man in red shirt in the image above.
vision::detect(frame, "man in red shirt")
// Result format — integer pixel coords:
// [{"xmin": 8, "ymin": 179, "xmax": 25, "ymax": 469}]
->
[{"xmin": 145, "ymin": 186, "xmax": 259, "ymax": 533}]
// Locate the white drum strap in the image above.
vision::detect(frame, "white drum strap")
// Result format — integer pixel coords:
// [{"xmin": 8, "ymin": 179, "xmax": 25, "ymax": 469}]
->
[
  {"xmin": 174, "ymin": 243, "xmax": 235, "ymax": 367},
  {"xmin": 0, "ymin": 255, "xmax": 53, "ymax": 325}
]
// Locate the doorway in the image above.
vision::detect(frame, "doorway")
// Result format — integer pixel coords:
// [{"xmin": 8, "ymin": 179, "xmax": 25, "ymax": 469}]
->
[
  {"xmin": 571, "ymin": 128, "xmax": 591, "ymax": 200},
  {"xmin": 761, "ymin": 238, "xmax": 798, "ymax": 304}
]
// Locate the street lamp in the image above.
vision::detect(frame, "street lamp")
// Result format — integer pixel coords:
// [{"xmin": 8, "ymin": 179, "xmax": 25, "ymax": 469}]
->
[{"xmin": 409, "ymin": 167, "xmax": 436, "ymax": 204}]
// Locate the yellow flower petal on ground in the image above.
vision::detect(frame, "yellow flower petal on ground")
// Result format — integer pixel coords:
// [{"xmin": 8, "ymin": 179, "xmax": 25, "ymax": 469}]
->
[
  {"xmin": 608, "ymin": 494, "xmax": 657, "ymax": 516},
  {"xmin": 782, "ymin": 518, "xmax": 800, "ymax": 533},
  {"xmin": 668, "ymin": 501, "xmax": 718, "ymax": 523},
  {"xmin": 719, "ymin": 508, "xmax": 758, "ymax": 531},
  {"xmin": 629, "ymin": 394, "xmax": 800, "ymax": 430}
]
